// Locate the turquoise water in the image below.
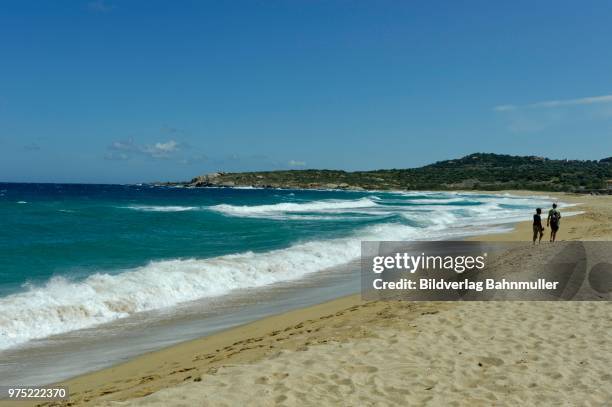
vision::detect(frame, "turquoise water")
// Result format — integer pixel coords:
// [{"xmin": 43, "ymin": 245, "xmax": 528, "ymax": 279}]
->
[
  {"xmin": 0, "ymin": 183, "xmax": 554, "ymax": 350},
  {"xmin": 0, "ymin": 184, "xmax": 383, "ymax": 293}
]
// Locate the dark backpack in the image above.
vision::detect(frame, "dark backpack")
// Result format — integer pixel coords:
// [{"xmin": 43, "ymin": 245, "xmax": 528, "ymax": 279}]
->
[{"xmin": 550, "ymin": 210, "xmax": 560, "ymax": 223}]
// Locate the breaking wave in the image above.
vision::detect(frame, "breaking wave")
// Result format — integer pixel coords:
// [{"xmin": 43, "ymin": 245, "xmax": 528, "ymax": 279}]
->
[
  {"xmin": 0, "ymin": 222, "xmax": 421, "ymax": 350},
  {"xmin": 209, "ymin": 197, "xmax": 378, "ymax": 218},
  {"xmin": 122, "ymin": 205, "xmax": 198, "ymax": 212}
]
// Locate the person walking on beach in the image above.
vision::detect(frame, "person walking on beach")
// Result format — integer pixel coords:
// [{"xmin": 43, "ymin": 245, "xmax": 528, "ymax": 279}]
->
[
  {"xmin": 533, "ymin": 208, "xmax": 544, "ymax": 245},
  {"xmin": 547, "ymin": 203, "xmax": 561, "ymax": 242}
]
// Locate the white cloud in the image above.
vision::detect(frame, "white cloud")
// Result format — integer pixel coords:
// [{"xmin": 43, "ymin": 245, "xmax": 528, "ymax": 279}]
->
[
  {"xmin": 288, "ymin": 160, "xmax": 306, "ymax": 167},
  {"xmin": 493, "ymin": 105, "xmax": 517, "ymax": 112},
  {"xmin": 104, "ymin": 152, "xmax": 130, "ymax": 161},
  {"xmin": 107, "ymin": 139, "xmax": 181, "ymax": 159},
  {"xmin": 494, "ymin": 94, "xmax": 612, "ymax": 112},
  {"xmin": 143, "ymin": 140, "xmax": 180, "ymax": 158},
  {"xmin": 110, "ymin": 139, "xmax": 138, "ymax": 152},
  {"xmin": 23, "ymin": 143, "xmax": 41, "ymax": 151},
  {"xmin": 88, "ymin": 0, "xmax": 114, "ymax": 13}
]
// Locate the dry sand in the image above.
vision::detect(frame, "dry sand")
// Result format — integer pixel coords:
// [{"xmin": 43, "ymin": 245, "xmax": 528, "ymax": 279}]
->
[
  {"xmin": 104, "ymin": 301, "xmax": 612, "ymax": 406},
  {"xmin": 15, "ymin": 192, "xmax": 612, "ymax": 407}
]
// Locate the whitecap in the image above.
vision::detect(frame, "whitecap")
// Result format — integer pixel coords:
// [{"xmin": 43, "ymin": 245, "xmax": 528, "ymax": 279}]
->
[
  {"xmin": 121, "ymin": 205, "xmax": 197, "ymax": 212},
  {"xmin": 209, "ymin": 197, "xmax": 378, "ymax": 218}
]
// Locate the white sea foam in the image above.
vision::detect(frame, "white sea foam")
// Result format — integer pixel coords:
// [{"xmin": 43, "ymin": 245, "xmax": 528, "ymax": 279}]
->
[
  {"xmin": 407, "ymin": 197, "xmax": 481, "ymax": 204},
  {"xmin": 0, "ymin": 222, "xmax": 428, "ymax": 350},
  {"xmin": 122, "ymin": 205, "xmax": 198, "ymax": 212},
  {"xmin": 209, "ymin": 197, "xmax": 378, "ymax": 218},
  {"xmin": 209, "ymin": 193, "xmax": 560, "ymax": 222}
]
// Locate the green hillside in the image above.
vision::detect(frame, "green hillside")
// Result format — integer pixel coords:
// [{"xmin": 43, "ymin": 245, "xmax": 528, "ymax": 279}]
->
[{"xmin": 180, "ymin": 153, "xmax": 612, "ymax": 192}]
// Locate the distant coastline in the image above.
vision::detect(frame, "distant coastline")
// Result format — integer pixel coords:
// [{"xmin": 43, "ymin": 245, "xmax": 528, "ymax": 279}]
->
[{"xmin": 156, "ymin": 153, "xmax": 612, "ymax": 194}]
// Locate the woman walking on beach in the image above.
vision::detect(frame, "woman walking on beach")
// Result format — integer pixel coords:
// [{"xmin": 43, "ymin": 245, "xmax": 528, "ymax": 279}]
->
[
  {"xmin": 547, "ymin": 203, "xmax": 561, "ymax": 242},
  {"xmin": 533, "ymin": 208, "xmax": 544, "ymax": 245}
]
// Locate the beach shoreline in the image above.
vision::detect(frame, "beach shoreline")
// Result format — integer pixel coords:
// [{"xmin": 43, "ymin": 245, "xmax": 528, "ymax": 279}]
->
[{"xmin": 5, "ymin": 191, "xmax": 611, "ymax": 406}]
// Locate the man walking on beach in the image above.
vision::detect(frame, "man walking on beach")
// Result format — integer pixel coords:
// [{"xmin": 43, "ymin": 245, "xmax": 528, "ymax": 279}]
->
[
  {"xmin": 533, "ymin": 208, "xmax": 544, "ymax": 245},
  {"xmin": 547, "ymin": 203, "xmax": 561, "ymax": 242}
]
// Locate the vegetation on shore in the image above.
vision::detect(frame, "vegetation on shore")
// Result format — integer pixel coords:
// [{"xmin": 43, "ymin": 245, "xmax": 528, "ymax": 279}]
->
[{"xmin": 170, "ymin": 153, "xmax": 612, "ymax": 192}]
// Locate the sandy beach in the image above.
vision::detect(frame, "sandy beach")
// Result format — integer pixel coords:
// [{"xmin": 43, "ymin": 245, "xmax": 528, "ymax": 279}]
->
[
  {"xmin": 13, "ymin": 192, "xmax": 612, "ymax": 407},
  {"xmin": 4, "ymin": 2, "xmax": 612, "ymax": 405}
]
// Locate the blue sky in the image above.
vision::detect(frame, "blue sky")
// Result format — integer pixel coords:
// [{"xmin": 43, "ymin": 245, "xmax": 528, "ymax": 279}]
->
[{"xmin": 1, "ymin": 1, "xmax": 612, "ymax": 183}]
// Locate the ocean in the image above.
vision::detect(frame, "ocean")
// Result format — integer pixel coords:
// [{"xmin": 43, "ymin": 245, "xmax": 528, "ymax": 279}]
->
[{"xmin": 0, "ymin": 183, "xmax": 561, "ymax": 383}]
